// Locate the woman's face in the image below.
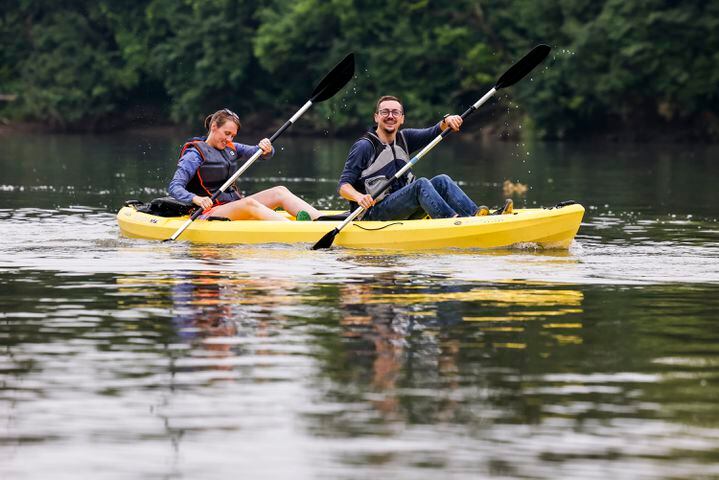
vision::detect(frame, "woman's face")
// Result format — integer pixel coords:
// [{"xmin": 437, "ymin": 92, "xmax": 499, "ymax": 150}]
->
[{"xmin": 210, "ymin": 120, "xmax": 238, "ymax": 147}]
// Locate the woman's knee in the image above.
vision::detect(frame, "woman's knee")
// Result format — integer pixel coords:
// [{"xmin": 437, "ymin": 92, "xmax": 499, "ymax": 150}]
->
[
  {"xmin": 241, "ymin": 197, "xmax": 263, "ymax": 210},
  {"xmin": 271, "ymin": 185, "xmax": 290, "ymax": 197}
]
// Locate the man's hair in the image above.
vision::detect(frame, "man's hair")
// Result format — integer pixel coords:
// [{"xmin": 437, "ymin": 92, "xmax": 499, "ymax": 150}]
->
[{"xmin": 375, "ymin": 95, "xmax": 403, "ymax": 113}]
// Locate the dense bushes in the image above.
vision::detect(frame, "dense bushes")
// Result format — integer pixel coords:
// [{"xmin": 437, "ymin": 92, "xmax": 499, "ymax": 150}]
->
[{"xmin": 1, "ymin": 0, "xmax": 717, "ymax": 140}]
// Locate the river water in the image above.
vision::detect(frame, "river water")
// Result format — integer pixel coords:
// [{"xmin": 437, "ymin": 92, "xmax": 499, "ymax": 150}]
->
[{"xmin": 1, "ymin": 130, "xmax": 718, "ymax": 479}]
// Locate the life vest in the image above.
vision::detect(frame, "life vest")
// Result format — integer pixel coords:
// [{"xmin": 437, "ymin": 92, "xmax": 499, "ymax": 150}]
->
[
  {"xmin": 179, "ymin": 139, "xmax": 241, "ymax": 204},
  {"xmin": 351, "ymin": 130, "xmax": 415, "ymax": 210}
]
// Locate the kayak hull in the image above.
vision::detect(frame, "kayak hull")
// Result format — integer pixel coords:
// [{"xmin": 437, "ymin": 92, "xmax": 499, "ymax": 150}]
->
[{"xmin": 116, "ymin": 204, "xmax": 585, "ymax": 250}]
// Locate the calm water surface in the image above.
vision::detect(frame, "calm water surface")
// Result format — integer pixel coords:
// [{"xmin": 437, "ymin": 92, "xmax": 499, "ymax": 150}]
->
[{"xmin": 1, "ymin": 130, "xmax": 718, "ymax": 479}]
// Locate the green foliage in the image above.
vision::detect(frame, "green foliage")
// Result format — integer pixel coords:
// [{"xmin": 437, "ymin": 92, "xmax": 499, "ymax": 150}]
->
[
  {"xmin": 1, "ymin": 0, "xmax": 718, "ymax": 139},
  {"xmin": 145, "ymin": 0, "xmax": 270, "ymax": 125},
  {"xmin": 1, "ymin": 4, "xmax": 134, "ymax": 128},
  {"xmin": 510, "ymin": 0, "xmax": 719, "ymax": 138},
  {"xmin": 0, "ymin": 7, "xmax": 28, "ymax": 98}
]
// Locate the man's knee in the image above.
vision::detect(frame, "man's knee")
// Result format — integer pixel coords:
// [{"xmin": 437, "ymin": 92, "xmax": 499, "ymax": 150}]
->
[
  {"xmin": 415, "ymin": 177, "xmax": 433, "ymax": 195},
  {"xmin": 432, "ymin": 174, "xmax": 453, "ymax": 186}
]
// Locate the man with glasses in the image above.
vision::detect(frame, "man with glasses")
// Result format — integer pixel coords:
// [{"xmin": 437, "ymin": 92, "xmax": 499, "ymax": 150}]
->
[{"xmin": 337, "ymin": 95, "xmax": 497, "ymax": 221}]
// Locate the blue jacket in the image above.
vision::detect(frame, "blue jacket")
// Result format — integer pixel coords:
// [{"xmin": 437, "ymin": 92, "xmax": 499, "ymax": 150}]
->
[{"xmin": 168, "ymin": 138, "xmax": 274, "ymax": 204}]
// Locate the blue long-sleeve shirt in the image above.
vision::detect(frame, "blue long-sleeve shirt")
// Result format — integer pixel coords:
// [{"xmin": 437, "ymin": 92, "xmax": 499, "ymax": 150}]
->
[
  {"xmin": 338, "ymin": 124, "xmax": 442, "ymax": 194},
  {"xmin": 168, "ymin": 141, "xmax": 274, "ymax": 204}
]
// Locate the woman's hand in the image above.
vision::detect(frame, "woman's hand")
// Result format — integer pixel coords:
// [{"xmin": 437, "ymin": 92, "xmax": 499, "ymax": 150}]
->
[
  {"xmin": 258, "ymin": 138, "xmax": 272, "ymax": 156},
  {"xmin": 192, "ymin": 195, "xmax": 213, "ymax": 210}
]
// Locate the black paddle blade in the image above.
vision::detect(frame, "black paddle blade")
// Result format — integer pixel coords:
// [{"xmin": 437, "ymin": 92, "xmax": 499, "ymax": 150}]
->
[
  {"xmin": 494, "ymin": 44, "xmax": 551, "ymax": 90},
  {"xmin": 311, "ymin": 227, "xmax": 339, "ymax": 250},
  {"xmin": 310, "ymin": 53, "xmax": 355, "ymax": 103}
]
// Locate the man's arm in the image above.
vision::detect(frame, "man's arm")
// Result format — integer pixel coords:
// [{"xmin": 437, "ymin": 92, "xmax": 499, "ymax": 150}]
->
[
  {"xmin": 339, "ymin": 183, "xmax": 375, "ymax": 210},
  {"xmin": 402, "ymin": 114, "xmax": 463, "ymax": 153},
  {"xmin": 337, "ymin": 139, "xmax": 376, "ymax": 209}
]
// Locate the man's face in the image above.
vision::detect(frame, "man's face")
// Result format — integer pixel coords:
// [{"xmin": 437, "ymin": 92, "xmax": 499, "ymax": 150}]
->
[{"xmin": 374, "ymin": 100, "xmax": 404, "ymax": 135}]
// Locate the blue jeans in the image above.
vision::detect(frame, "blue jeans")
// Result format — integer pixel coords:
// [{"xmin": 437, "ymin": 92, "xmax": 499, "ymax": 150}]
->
[{"xmin": 365, "ymin": 174, "xmax": 479, "ymax": 220}]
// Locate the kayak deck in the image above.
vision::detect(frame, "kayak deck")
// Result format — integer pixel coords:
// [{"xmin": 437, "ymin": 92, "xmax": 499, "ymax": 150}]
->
[{"xmin": 116, "ymin": 203, "xmax": 585, "ymax": 250}]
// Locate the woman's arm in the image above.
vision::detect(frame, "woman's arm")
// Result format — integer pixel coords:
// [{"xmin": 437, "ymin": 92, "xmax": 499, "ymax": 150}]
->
[{"xmin": 168, "ymin": 150, "xmax": 203, "ymax": 204}]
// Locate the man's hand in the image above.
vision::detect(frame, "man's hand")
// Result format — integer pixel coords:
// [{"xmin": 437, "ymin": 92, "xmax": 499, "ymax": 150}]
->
[
  {"xmin": 440, "ymin": 114, "xmax": 463, "ymax": 132},
  {"xmin": 339, "ymin": 183, "xmax": 375, "ymax": 210},
  {"xmin": 356, "ymin": 193, "xmax": 375, "ymax": 210}
]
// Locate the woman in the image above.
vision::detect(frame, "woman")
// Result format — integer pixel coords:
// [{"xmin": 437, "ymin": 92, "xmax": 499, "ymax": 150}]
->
[{"xmin": 169, "ymin": 108, "xmax": 320, "ymax": 221}]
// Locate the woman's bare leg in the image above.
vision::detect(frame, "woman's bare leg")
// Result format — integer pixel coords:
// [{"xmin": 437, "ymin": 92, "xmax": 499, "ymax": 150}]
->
[
  {"xmin": 247, "ymin": 186, "xmax": 321, "ymax": 219},
  {"xmin": 209, "ymin": 197, "xmax": 290, "ymax": 221}
]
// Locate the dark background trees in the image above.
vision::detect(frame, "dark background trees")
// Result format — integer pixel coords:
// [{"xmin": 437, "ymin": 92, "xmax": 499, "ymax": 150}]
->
[{"xmin": 1, "ymin": 0, "xmax": 717, "ymax": 140}]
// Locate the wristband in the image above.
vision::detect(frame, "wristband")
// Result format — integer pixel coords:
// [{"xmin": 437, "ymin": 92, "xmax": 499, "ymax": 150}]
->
[{"xmin": 441, "ymin": 113, "xmax": 450, "ymax": 128}]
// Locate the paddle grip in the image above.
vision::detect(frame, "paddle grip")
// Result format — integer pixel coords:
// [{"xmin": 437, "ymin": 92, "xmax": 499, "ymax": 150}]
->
[
  {"xmin": 440, "ymin": 107, "xmax": 475, "ymax": 139},
  {"xmin": 270, "ymin": 120, "xmax": 293, "ymax": 142},
  {"xmin": 270, "ymin": 100, "xmax": 312, "ymax": 142},
  {"xmin": 190, "ymin": 208, "xmax": 204, "ymax": 221},
  {"xmin": 460, "ymin": 105, "xmax": 477, "ymax": 120}
]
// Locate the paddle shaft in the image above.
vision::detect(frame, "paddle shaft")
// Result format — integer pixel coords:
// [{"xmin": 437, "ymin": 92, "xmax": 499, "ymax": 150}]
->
[
  {"xmin": 166, "ymin": 101, "xmax": 314, "ymax": 241},
  {"xmin": 332, "ymin": 87, "xmax": 498, "ymax": 232}
]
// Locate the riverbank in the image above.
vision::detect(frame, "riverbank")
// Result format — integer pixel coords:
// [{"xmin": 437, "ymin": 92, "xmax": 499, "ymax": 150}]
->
[{"xmin": 2, "ymin": 113, "xmax": 716, "ymax": 143}]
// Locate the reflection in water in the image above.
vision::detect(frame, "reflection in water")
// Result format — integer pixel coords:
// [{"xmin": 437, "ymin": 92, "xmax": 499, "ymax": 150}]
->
[
  {"xmin": 314, "ymin": 268, "xmax": 588, "ymax": 430},
  {"xmin": 2, "ymin": 264, "xmax": 719, "ymax": 478},
  {"xmin": 126, "ymin": 272, "xmax": 238, "ymax": 364},
  {"xmin": 118, "ymin": 271, "xmax": 299, "ymax": 370}
]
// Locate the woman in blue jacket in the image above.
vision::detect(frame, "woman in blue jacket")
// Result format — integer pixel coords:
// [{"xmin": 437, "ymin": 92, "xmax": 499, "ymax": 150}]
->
[{"xmin": 169, "ymin": 109, "xmax": 319, "ymax": 221}]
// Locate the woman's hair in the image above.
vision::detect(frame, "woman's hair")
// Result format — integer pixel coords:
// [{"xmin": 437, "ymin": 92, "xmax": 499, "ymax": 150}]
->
[{"xmin": 204, "ymin": 109, "xmax": 242, "ymax": 131}]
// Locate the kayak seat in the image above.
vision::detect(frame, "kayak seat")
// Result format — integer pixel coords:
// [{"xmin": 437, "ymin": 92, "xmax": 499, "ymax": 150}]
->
[
  {"xmin": 315, "ymin": 212, "xmax": 351, "ymax": 221},
  {"xmin": 128, "ymin": 196, "xmax": 196, "ymax": 217}
]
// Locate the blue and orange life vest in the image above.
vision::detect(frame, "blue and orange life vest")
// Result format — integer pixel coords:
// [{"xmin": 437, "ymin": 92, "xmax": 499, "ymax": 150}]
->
[{"xmin": 179, "ymin": 139, "xmax": 241, "ymax": 204}]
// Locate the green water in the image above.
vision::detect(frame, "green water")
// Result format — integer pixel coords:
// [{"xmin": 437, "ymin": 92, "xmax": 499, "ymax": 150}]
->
[{"xmin": 1, "ymin": 130, "xmax": 718, "ymax": 479}]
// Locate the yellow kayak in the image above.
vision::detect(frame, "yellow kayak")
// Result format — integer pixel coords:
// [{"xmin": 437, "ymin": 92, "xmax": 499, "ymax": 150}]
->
[{"xmin": 117, "ymin": 201, "xmax": 584, "ymax": 250}]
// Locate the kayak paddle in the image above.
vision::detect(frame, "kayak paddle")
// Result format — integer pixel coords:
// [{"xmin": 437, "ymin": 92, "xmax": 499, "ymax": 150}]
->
[
  {"xmin": 165, "ymin": 52, "xmax": 356, "ymax": 242},
  {"xmin": 311, "ymin": 44, "xmax": 550, "ymax": 250}
]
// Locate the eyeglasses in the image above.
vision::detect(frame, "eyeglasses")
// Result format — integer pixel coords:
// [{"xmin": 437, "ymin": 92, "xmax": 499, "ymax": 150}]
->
[
  {"xmin": 377, "ymin": 109, "xmax": 403, "ymax": 118},
  {"xmin": 222, "ymin": 108, "xmax": 239, "ymax": 120}
]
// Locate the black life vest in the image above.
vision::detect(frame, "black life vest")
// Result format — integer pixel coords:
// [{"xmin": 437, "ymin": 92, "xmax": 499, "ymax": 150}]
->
[{"xmin": 180, "ymin": 139, "xmax": 241, "ymax": 204}]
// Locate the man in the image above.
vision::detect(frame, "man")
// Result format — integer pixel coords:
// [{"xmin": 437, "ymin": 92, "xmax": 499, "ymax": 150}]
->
[{"xmin": 338, "ymin": 95, "xmax": 509, "ymax": 221}]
